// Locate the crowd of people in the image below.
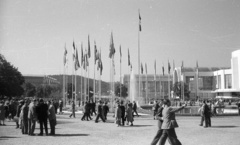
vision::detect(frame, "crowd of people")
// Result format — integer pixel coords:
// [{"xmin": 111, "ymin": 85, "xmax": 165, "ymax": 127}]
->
[{"xmin": 0, "ymin": 98, "xmax": 60, "ymax": 136}]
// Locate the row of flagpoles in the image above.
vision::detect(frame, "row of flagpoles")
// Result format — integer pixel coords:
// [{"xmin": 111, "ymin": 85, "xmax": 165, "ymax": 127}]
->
[{"xmin": 61, "ymin": 10, "xmax": 201, "ymax": 105}]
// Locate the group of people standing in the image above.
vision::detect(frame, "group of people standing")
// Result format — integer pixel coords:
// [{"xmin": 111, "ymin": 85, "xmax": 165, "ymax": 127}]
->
[{"xmin": 0, "ymin": 98, "xmax": 58, "ymax": 136}]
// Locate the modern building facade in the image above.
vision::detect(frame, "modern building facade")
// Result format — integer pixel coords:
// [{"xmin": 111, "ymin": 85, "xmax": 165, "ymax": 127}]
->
[
  {"xmin": 24, "ymin": 75, "xmax": 60, "ymax": 86},
  {"xmin": 123, "ymin": 50, "xmax": 240, "ymax": 105}
]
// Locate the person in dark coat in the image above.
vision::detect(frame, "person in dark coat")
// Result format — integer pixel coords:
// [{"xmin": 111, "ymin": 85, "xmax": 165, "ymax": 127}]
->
[
  {"xmin": 202, "ymin": 100, "xmax": 211, "ymax": 128},
  {"xmin": 36, "ymin": 99, "xmax": 48, "ymax": 136},
  {"xmin": 95, "ymin": 101, "xmax": 105, "ymax": 123},
  {"xmin": 120, "ymin": 102, "xmax": 125, "ymax": 126},
  {"xmin": 59, "ymin": 100, "xmax": 63, "ymax": 114},
  {"xmin": 28, "ymin": 99, "xmax": 37, "ymax": 135},
  {"xmin": 132, "ymin": 101, "xmax": 139, "ymax": 117},
  {"xmin": 103, "ymin": 102, "xmax": 109, "ymax": 120},
  {"xmin": 153, "ymin": 100, "xmax": 159, "ymax": 120},
  {"xmin": 81, "ymin": 102, "xmax": 92, "ymax": 121}
]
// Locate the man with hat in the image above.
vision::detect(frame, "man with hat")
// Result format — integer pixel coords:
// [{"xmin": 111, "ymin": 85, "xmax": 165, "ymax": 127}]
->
[{"xmin": 95, "ymin": 101, "xmax": 105, "ymax": 123}]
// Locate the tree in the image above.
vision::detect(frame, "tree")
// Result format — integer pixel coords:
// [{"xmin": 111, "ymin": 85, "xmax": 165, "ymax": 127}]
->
[
  {"xmin": 0, "ymin": 54, "xmax": 25, "ymax": 98},
  {"xmin": 172, "ymin": 82, "xmax": 190, "ymax": 100},
  {"xmin": 24, "ymin": 82, "xmax": 36, "ymax": 97},
  {"xmin": 115, "ymin": 83, "xmax": 128, "ymax": 98}
]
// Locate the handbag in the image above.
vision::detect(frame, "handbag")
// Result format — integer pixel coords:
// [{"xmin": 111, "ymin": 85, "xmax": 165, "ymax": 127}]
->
[{"xmin": 170, "ymin": 120, "xmax": 179, "ymax": 128}]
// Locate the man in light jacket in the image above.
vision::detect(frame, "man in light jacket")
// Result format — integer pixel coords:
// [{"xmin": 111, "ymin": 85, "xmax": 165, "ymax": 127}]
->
[
  {"xmin": 28, "ymin": 99, "xmax": 37, "ymax": 135},
  {"xmin": 158, "ymin": 99, "xmax": 186, "ymax": 145},
  {"xmin": 48, "ymin": 101, "xmax": 56, "ymax": 135}
]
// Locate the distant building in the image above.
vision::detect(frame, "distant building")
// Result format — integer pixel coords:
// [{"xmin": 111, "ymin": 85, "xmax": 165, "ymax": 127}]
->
[
  {"xmin": 123, "ymin": 49, "xmax": 240, "ymax": 105},
  {"xmin": 23, "ymin": 75, "xmax": 60, "ymax": 86}
]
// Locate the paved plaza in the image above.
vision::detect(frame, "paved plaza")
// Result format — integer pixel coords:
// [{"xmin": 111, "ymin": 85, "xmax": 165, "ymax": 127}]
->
[{"xmin": 0, "ymin": 113, "xmax": 239, "ymax": 145}]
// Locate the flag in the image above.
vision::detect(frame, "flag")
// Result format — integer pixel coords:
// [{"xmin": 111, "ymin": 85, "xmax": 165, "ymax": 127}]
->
[
  {"xmin": 85, "ymin": 53, "xmax": 89, "ymax": 66},
  {"xmin": 100, "ymin": 59, "xmax": 103, "ymax": 75},
  {"xmin": 94, "ymin": 41, "xmax": 98, "ymax": 64},
  {"xmin": 63, "ymin": 44, "xmax": 67, "ymax": 66},
  {"xmin": 181, "ymin": 61, "xmax": 184, "ymax": 73},
  {"xmin": 196, "ymin": 60, "xmax": 199, "ymax": 77},
  {"xmin": 130, "ymin": 63, "xmax": 133, "ymax": 71},
  {"xmin": 141, "ymin": 63, "xmax": 143, "ymax": 74},
  {"xmin": 113, "ymin": 59, "xmax": 116, "ymax": 75},
  {"xmin": 119, "ymin": 45, "xmax": 122, "ymax": 63},
  {"xmin": 145, "ymin": 63, "xmax": 147, "ymax": 74},
  {"xmin": 139, "ymin": 10, "xmax": 141, "ymax": 31},
  {"xmin": 72, "ymin": 41, "xmax": 76, "ymax": 61},
  {"xmin": 168, "ymin": 60, "xmax": 171, "ymax": 74},
  {"xmin": 88, "ymin": 35, "xmax": 91, "ymax": 58},
  {"xmin": 109, "ymin": 32, "xmax": 115, "ymax": 58},
  {"xmin": 81, "ymin": 43, "xmax": 84, "ymax": 65},
  {"xmin": 173, "ymin": 60, "xmax": 175, "ymax": 72},
  {"xmin": 128, "ymin": 48, "xmax": 130, "ymax": 66},
  {"xmin": 75, "ymin": 48, "xmax": 80, "ymax": 70},
  {"xmin": 154, "ymin": 60, "xmax": 156, "ymax": 80},
  {"xmin": 162, "ymin": 65, "xmax": 164, "ymax": 76}
]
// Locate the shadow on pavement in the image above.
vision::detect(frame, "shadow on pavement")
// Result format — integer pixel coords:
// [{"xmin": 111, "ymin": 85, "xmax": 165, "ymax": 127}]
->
[
  {"xmin": 53, "ymin": 134, "xmax": 89, "ymax": 137},
  {"xmin": 128, "ymin": 125, "xmax": 153, "ymax": 127},
  {"xmin": 0, "ymin": 136, "xmax": 20, "ymax": 140},
  {"xmin": 211, "ymin": 126, "xmax": 239, "ymax": 128}
]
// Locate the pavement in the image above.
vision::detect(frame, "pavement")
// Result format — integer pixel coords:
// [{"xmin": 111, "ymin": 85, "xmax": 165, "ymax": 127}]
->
[{"xmin": 0, "ymin": 113, "xmax": 240, "ymax": 145}]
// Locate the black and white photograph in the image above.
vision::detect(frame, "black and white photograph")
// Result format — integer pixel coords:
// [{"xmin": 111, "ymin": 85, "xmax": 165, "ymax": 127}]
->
[{"xmin": 1, "ymin": 0, "xmax": 240, "ymax": 145}]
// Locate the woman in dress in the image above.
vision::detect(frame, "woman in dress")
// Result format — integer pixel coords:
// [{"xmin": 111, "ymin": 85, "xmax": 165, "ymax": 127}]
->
[{"xmin": 125, "ymin": 103, "xmax": 134, "ymax": 126}]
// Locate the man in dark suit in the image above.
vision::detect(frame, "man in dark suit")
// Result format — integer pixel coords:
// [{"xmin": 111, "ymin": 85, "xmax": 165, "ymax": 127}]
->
[
  {"xmin": 158, "ymin": 99, "xmax": 186, "ymax": 145},
  {"xmin": 133, "ymin": 101, "xmax": 139, "ymax": 117},
  {"xmin": 202, "ymin": 100, "xmax": 211, "ymax": 128},
  {"xmin": 21, "ymin": 100, "xmax": 29, "ymax": 134},
  {"xmin": 36, "ymin": 99, "xmax": 48, "ymax": 136},
  {"xmin": 120, "ymin": 102, "xmax": 125, "ymax": 126},
  {"xmin": 95, "ymin": 101, "xmax": 105, "ymax": 123}
]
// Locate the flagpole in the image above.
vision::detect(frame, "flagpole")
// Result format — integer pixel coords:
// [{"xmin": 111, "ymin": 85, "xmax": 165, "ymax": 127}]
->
[
  {"xmin": 146, "ymin": 71, "xmax": 148, "ymax": 104},
  {"xmin": 120, "ymin": 56, "xmax": 122, "ymax": 98},
  {"xmin": 81, "ymin": 67, "xmax": 82, "ymax": 105},
  {"xmin": 88, "ymin": 65, "xmax": 90, "ymax": 101},
  {"xmin": 63, "ymin": 65, "xmax": 65, "ymax": 106},
  {"xmin": 75, "ymin": 68, "xmax": 77, "ymax": 105},
  {"xmin": 138, "ymin": 10, "xmax": 140, "ymax": 103},
  {"xmin": 94, "ymin": 56, "xmax": 96, "ymax": 103}
]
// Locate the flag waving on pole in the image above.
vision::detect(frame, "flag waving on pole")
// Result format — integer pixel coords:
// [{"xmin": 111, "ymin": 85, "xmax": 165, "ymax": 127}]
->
[
  {"xmin": 94, "ymin": 41, "xmax": 98, "ymax": 64},
  {"xmin": 88, "ymin": 35, "xmax": 91, "ymax": 58},
  {"xmin": 162, "ymin": 64, "xmax": 164, "ymax": 76},
  {"xmin": 139, "ymin": 10, "xmax": 141, "ymax": 31},
  {"xmin": 119, "ymin": 45, "xmax": 122, "ymax": 63},
  {"xmin": 145, "ymin": 63, "xmax": 147, "ymax": 74},
  {"xmin": 72, "ymin": 41, "xmax": 76, "ymax": 61},
  {"xmin": 63, "ymin": 44, "xmax": 67, "ymax": 66},
  {"xmin": 154, "ymin": 60, "xmax": 156, "ymax": 80},
  {"xmin": 109, "ymin": 32, "xmax": 115, "ymax": 58},
  {"xmin": 141, "ymin": 63, "xmax": 143, "ymax": 74},
  {"xmin": 168, "ymin": 60, "xmax": 171, "ymax": 74},
  {"xmin": 75, "ymin": 48, "xmax": 80, "ymax": 70},
  {"xmin": 128, "ymin": 48, "xmax": 130, "ymax": 66},
  {"xmin": 81, "ymin": 43, "xmax": 84, "ymax": 66}
]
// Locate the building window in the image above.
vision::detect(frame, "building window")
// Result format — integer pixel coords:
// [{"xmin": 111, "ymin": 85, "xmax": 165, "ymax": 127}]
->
[
  {"xmin": 217, "ymin": 75, "xmax": 221, "ymax": 89},
  {"xmin": 224, "ymin": 74, "xmax": 232, "ymax": 89}
]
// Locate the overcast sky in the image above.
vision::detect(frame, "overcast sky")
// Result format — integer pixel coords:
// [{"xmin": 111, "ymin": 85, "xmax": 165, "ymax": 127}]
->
[{"xmin": 1, "ymin": 0, "xmax": 240, "ymax": 81}]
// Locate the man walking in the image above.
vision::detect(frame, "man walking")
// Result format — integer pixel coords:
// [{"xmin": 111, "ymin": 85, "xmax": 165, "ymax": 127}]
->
[
  {"xmin": 21, "ymin": 100, "xmax": 29, "ymax": 134},
  {"xmin": 28, "ymin": 99, "xmax": 37, "ymax": 135},
  {"xmin": 103, "ymin": 102, "xmax": 109, "ymax": 120},
  {"xmin": 69, "ymin": 101, "xmax": 75, "ymax": 118},
  {"xmin": 158, "ymin": 99, "xmax": 186, "ymax": 145},
  {"xmin": 95, "ymin": 101, "xmax": 105, "ymax": 123},
  {"xmin": 203, "ymin": 100, "xmax": 211, "ymax": 128},
  {"xmin": 120, "ymin": 102, "xmax": 125, "ymax": 126},
  {"xmin": 133, "ymin": 101, "xmax": 139, "ymax": 117}
]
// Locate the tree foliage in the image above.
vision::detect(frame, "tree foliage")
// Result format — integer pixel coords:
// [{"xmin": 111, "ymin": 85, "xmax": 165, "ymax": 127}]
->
[
  {"xmin": 172, "ymin": 82, "xmax": 190, "ymax": 100},
  {"xmin": 115, "ymin": 82, "xmax": 128, "ymax": 98},
  {"xmin": 0, "ymin": 54, "xmax": 25, "ymax": 98},
  {"xmin": 24, "ymin": 82, "xmax": 36, "ymax": 97}
]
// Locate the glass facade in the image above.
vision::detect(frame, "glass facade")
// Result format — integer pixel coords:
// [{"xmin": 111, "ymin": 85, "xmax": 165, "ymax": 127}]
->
[
  {"xmin": 224, "ymin": 74, "xmax": 232, "ymax": 89},
  {"xmin": 200, "ymin": 76, "xmax": 214, "ymax": 90}
]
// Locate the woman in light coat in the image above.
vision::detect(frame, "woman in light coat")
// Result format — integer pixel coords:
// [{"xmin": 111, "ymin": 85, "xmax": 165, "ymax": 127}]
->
[
  {"xmin": 115, "ymin": 104, "xmax": 122, "ymax": 127},
  {"xmin": 125, "ymin": 103, "xmax": 134, "ymax": 126}
]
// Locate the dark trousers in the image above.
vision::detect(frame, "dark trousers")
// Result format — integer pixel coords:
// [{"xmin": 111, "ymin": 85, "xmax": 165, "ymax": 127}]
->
[
  {"xmin": 133, "ymin": 109, "xmax": 139, "ymax": 117},
  {"xmin": 28, "ymin": 119, "xmax": 36, "ymax": 135},
  {"xmin": 69, "ymin": 110, "xmax": 75, "ymax": 118},
  {"xmin": 103, "ymin": 112, "xmax": 108, "ymax": 120},
  {"xmin": 49, "ymin": 119, "xmax": 56, "ymax": 135},
  {"xmin": 95, "ymin": 114, "xmax": 105, "ymax": 122},
  {"xmin": 39, "ymin": 119, "xmax": 48, "ymax": 135},
  {"xmin": 204, "ymin": 116, "xmax": 211, "ymax": 127},
  {"xmin": 151, "ymin": 129, "xmax": 163, "ymax": 145},
  {"xmin": 59, "ymin": 107, "xmax": 63, "ymax": 113},
  {"xmin": 81, "ymin": 113, "xmax": 92, "ymax": 120},
  {"xmin": 159, "ymin": 128, "xmax": 182, "ymax": 145},
  {"xmin": 200, "ymin": 116, "xmax": 204, "ymax": 125},
  {"xmin": 22, "ymin": 119, "xmax": 28, "ymax": 134},
  {"xmin": 121, "ymin": 115, "xmax": 125, "ymax": 125}
]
